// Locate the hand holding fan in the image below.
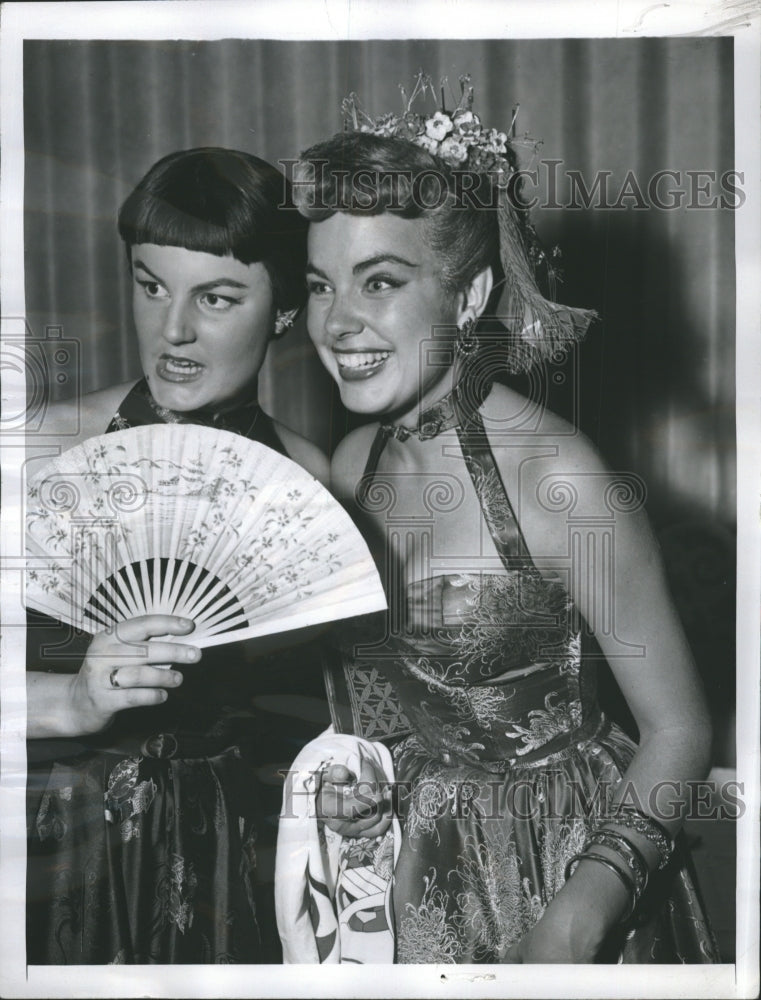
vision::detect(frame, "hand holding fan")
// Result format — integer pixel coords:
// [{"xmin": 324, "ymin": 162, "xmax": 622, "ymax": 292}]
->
[{"xmin": 25, "ymin": 424, "xmax": 386, "ymax": 646}]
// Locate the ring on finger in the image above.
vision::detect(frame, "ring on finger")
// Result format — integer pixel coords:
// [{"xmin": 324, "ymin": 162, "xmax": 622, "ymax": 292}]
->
[{"xmin": 109, "ymin": 668, "xmax": 121, "ymax": 689}]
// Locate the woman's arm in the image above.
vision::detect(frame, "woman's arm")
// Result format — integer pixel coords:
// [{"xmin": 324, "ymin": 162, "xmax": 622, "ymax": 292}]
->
[
  {"xmin": 534, "ymin": 431, "xmax": 712, "ymax": 821},
  {"xmin": 27, "ymin": 614, "xmax": 200, "ymax": 738},
  {"xmin": 498, "ymin": 420, "xmax": 711, "ymax": 962}
]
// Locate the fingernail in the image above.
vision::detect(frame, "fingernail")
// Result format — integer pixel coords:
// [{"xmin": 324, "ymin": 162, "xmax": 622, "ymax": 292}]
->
[
  {"xmin": 180, "ymin": 618, "xmax": 194, "ymax": 628},
  {"xmin": 170, "ymin": 671, "xmax": 183, "ymax": 685},
  {"xmin": 184, "ymin": 648, "xmax": 200, "ymax": 661}
]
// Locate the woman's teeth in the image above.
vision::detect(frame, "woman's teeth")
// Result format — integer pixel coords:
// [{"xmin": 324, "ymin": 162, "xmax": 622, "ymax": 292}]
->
[
  {"xmin": 164, "ymin": 357, "xmax": 202, "ymax": 373},
  {"xmin": 336, "ymin": 351, "xmax": 390, "ymax": 369}
]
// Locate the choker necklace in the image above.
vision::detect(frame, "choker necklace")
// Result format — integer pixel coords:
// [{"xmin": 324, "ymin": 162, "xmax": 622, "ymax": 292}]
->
[{"xmin": 381, "ymin": 376, "xmax": 491, "ymax": 442}]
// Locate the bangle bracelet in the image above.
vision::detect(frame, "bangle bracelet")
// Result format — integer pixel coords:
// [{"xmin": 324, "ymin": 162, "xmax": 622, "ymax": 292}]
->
[
  {"xmin": 587, "ymin": 830, "xmax": 649, "ymax": 898},
  {"xmin": 597, "ymin": 808, "xmax": 674, "ymax": 870},
  {"xmin": 613, "ymin": 804, "xmax": 673, "ymax": 842},
  {"xmin": 565, "ymin": 850, "xmax": 637, "ymax": 923}
]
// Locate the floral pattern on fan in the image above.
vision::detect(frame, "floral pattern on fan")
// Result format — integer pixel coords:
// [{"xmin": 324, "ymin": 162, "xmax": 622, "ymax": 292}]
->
[{"xmin": 25, "ymin": 424, "xmax": 386, "ymax": 646}]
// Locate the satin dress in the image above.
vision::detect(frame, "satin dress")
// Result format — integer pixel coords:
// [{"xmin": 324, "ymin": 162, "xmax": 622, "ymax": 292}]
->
[{"xmin": 327, "ymin": 403, "xmax": 718, "ymax": 964}]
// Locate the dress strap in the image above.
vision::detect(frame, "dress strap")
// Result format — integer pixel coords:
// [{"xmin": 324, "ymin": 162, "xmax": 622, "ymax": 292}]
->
[
  {"xmin": 454, "ymin": 403, "xmax": 536, "ymax": 570},
  {"xmin": 355, "ymin": 425, "xmax": 393, "ymax": 509},
  {"xmin": 355, "ymin": 407, "xmax": 536, "ymax": 572}
]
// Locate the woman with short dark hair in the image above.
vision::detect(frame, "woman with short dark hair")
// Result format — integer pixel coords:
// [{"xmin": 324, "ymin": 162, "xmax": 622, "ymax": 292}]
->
[{"xmin": 26, "ymin": 147, "xmax": 328, "ymax": 964}]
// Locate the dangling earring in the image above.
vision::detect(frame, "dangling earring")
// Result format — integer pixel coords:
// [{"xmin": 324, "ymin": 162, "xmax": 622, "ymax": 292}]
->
[
  {"xmin": 273, "ymin": 309, "xmax": 297, "ymax": 338},
  {"xmin": 455, "ymin": 316, "xmax": 478, "ymax": 356}
]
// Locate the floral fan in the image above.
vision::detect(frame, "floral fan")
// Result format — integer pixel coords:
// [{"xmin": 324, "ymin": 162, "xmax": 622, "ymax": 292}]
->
[{"xmin": 25, "ymin": 424, "xmax": 386, "ymax": 646}]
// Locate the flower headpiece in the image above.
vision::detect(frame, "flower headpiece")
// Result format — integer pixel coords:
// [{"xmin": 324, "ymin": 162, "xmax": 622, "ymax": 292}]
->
[
  {"xmin": 342, "ymin": 72, "xmax": 533, "ymax": 179},
  {"xmin": 341, "ymin": 73, "xmax": 596, "ymax": 373}
]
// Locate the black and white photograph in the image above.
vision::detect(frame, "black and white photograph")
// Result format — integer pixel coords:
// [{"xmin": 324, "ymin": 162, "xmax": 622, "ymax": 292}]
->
[{"xmin": 1, "ymin": 2, "xmax": 758, "ymax": 997}]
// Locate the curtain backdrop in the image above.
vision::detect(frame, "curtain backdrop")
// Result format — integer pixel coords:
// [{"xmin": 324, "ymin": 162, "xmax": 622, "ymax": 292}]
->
[{"xmin": 23, "ymin": 38, "xmax": 736, "ymax": 759}]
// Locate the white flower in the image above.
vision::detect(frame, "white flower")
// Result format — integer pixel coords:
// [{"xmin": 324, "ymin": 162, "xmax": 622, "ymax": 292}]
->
[
  {"xmin": 425, "ymin": 112, "xmax": 454, "ymax": 141},
  {"xmin": 439, "ymin": 135, "xmax": 469, "ymax": 164}
]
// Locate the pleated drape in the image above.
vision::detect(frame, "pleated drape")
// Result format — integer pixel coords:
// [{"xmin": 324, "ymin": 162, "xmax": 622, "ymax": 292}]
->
[{"xmin": 22, "ymin": 35, "xmax": 736, "ymax": 758}]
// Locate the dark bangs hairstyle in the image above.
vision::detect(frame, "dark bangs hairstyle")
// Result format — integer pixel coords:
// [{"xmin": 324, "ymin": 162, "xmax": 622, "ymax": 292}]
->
[
  {"xmin": 118, "ymin": 147, "xmax": 308, "ymax": 313},
  {"xmin": 292, "ymin": 132, "xmax": 518, "ymax": 309}
]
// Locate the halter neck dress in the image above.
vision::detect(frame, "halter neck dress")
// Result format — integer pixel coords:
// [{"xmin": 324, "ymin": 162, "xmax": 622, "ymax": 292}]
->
[
  {"xmin": 328, "ymin": 396, "xmax": 719, "ymax": 963},
  {"xmin": 26, "ymin": 379, "xmax": 330, "ymax": 964}
]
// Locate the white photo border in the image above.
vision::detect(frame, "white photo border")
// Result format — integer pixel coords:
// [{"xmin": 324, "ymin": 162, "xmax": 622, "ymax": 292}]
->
[{"xmin": 1, "ymin": 2, "xmax": 759, "ymax": 998}]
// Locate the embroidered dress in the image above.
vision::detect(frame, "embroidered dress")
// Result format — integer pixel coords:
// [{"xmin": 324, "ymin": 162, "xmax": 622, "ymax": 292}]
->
[
  {"xmin": 328, "ymin": 400, "xmax": 719, "ymax": 964},
  {"xmin": 26, "ymin": 380, "xmax": 329, "ymax": 964}
]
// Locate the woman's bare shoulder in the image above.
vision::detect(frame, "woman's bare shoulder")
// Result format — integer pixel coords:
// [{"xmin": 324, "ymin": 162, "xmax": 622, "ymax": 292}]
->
[
  {"xmin": 483, "ymin": 381, "xmax": 607, "ymax": 473},
  {"xmin": 330, "ymin": 424, "xmax": 380, "ymax": 501},
  {"xmin": 38, "ymin": 382, "xmax": 136, "ymax": 452},
  {"xmin": 271, "ymin": 420, "xmax": 330, "ymax": 487},
  {"xmin": 482, "ymin": 382, "xmax": 645, "ymax": 561}
]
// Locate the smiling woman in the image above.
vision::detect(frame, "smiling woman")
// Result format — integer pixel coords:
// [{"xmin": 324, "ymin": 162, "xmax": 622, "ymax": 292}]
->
[
  {"xmin": 284, "ymin": 120, "xmax": 720, "ymax": 964},
  {"xmin": 306, "ymin": 213, "xmax": 487, "ymax": 420},
  {"xmin": 25, "ymin": 147, "xmax": 330, "ymax": 965}
]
